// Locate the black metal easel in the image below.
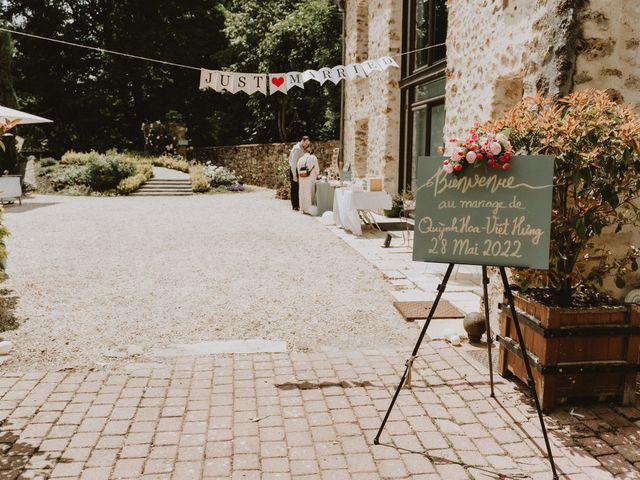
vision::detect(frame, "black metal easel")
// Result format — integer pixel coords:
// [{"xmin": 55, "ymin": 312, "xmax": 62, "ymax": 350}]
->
[{"xmin": 374, "ymin": 263, "xmax": 559, "ymax": 480}]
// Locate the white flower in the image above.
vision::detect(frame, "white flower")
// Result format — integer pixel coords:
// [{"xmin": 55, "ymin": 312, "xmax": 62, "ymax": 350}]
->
[
  {"xmin": 466, "ymin": 151, "xmax": 477, "ymax": 163},
  {"xmin": 490, "ymin": 142, "xmax": 502, "ymax": 155},
  {"xmin": 495, "ymin": 133, "xmax": 508, "ymax": 144},
  {"xmin": 443, "ymin": 163, "xmax": 454, "ymax": 174}
]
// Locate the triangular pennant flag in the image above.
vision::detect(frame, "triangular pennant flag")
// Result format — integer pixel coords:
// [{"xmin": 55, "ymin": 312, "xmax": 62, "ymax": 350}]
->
[
  {"xmin": 378, "ymin": 56, "xmax": 400, "ymax": 70},
  {"xmin": 330, "ymin": 65, "xmax": 348, "ymax": 84},
  {"xmin": 302, "ymin": 70, "xmax": 321, "ymax": 83},
  {"xmin": 217, "ymin": 72, "xmax": 237, "ymax": 93},
  {"xmin": 246, "ymin": 74, "xmax": 268, "ymax": 95},
  {"xmin": 269, "ymin": 73, "xmax": 288, "ymax": 95},
  {"xmin": 345, "ymin": 63, "xmax": 367, "ymax": 80},
  {"xmin": 234, "ymin": 73, "xmax": 252, "ymax": 94},
  {"xmin": 317, "ymin": 68, "xmax": 337, "ymax": 85},
  {"xmin": 199, "ymin": 69, "xmax": 219, "ymax": 90},
  {"xmin": 286, "ymin": 72, "xmax": 304, "ymax": 90},
  {"xmin": 361, "ymin": 59, "xmax": 384, "ymax": 76}
]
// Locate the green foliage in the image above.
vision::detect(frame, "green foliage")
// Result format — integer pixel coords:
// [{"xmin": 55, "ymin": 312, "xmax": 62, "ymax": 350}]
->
[
  {"xmin": 39, "ymin": 157, "xmax": 58, "ymax": 167},
  {"xmin": 0, "ymin": 206, "xmax": 9, "ymax": 266},
  {"xmin": 152, "ymin": 155, "xmax": 190, "ymax": 173},
  {"xmin": 61, "ymin": 151, "xmax": 101, "ymax": 165},
  {"xmin": 202, "ymin": 163, "xmax": 239, "ymax": 187},
  {"xmin": 189, "ymin": 166, "xmax": 212, "ymax": 193},
  {"xmin": 221, "ymin": 0, "xmax": 342, "ymax": 142},
  {"xmin": 83, "ymin": 155, "xmax": 136, "ymax": 190},
  {"xmin": 141, "ymin": 120, "xmax": 179, "ymax": 156},
  {"xmin": 117, "ymin": 173, "xmax": 148, "ymax": 194},
  {"xmin": 2, "ymin": 1, "xmax": 341, "ymax": 152},
  {"xmin": 485, "ymin": 90, "xmax": 640, "ymax": 306},
  {"xmin": 0, "ymin": 28, "xmax": 18, "ymax": 109},
  {"xmin": 46, "ymin": 164, "xmax": 89, "ymax": 191},
  {"xmin": 117, "ymin": 160, "xmax": 152, "ymax": 194}
]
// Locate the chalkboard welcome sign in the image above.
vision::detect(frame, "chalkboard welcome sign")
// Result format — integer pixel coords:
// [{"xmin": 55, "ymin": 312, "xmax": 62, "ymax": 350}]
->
[{"xmin": 413, "ymin": 156, "xmax": 554, "ymax": 269}]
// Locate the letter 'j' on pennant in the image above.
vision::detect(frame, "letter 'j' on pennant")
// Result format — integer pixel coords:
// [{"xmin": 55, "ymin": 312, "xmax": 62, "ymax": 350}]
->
[
  {"xmin": 269, "ymin": 73, "xmax": 289, "ymax": 95},
  {"xmin": 199, "ymin": 69, "xmax": 219, "ymax": 90}
]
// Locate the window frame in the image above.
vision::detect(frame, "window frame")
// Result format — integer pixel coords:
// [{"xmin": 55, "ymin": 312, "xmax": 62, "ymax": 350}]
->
[{"xmin": 399, "ymin": 0, "xmax": 448, "ymax": 193}]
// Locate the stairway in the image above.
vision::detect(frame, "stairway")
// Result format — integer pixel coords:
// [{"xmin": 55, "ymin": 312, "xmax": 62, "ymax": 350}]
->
[{"xmin": 131, "ymin": 178, "xmax": 193, "ymax": 196}]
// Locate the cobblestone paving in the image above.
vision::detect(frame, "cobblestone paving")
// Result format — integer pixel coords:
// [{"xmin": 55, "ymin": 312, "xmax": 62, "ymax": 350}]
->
[{"xmin": 0, "ymin": 343, "xmax": 638, "ymax": 479}]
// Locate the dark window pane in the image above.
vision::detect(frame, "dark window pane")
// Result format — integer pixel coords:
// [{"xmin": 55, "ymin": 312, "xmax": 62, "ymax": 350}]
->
[
  {"xmin": 414, "ymin": 0, "xmax": 429, "ymax": 69},
  {"xmin": 429, "ymin": 103, "xmax": 445, "ymax": 156},
  {"xmin": 415, "ymin": 77, "xmax": 446, "ymax": 101},
  {"xmin": 432, "ymin": 0, "xmax": 447, "ymax": 62},
  {"xmin": 411, "ymin": 108, "xmax": 428, "ymax": 190}
]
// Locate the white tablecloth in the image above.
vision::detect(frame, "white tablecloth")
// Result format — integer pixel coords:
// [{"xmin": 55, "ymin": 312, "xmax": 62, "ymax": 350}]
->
[{"xmin": 332, "ymin": 189, "xmax": 392, "ymax": 235}]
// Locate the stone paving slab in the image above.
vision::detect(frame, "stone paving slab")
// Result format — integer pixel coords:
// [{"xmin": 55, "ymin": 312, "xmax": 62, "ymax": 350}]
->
[{"xmin": 2, "ymin": 343, "xmax": 637, "ymax": 479}]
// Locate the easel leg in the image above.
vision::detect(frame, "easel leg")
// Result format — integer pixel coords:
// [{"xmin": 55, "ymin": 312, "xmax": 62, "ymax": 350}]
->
[
  {"xmin": 374, "ymin": 263, "xmax": 456, "ymax": 445},
  {"xmin": 499, "ymin": 267, "xmax": 558, "ymax": 480},
  {"xmin": 481, "ymin": 266, "xmax": 495, "ymax": 398}
]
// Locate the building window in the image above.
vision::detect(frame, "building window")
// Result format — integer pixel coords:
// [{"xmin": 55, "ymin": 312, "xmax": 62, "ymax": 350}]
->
[
  {"xmin": 399, "ymin": 0, "xmax": 447, "ymax": 192},
  {"xmin": 411, "ymin": 0, "xmax": 447, "ymax": 74}
]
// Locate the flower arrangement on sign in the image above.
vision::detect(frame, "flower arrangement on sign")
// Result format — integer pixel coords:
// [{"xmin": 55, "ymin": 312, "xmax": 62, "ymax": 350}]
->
[{"xmin": 442, "ymin": 127, "xmax": 513, "ymax": 174}]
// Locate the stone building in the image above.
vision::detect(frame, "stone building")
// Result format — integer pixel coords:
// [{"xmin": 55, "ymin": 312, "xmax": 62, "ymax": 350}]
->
[{"xmin": 339, "ymin": 0, "xmax": 640, "ymax": 193}]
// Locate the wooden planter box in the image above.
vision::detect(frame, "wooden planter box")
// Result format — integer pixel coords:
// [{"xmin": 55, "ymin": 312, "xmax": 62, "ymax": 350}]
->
[{"xmin": 498, "ymin": 292, "xmax": 640, "ymax": 411}]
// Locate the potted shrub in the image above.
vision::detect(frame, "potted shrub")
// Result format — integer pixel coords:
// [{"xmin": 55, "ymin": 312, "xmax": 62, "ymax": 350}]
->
[{"xmin": 482, "ymin": 90, "xmax": 640, "ymax": 409}]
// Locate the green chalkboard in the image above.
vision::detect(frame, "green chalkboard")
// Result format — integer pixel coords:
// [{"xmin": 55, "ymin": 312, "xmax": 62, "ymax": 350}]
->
[{"xmin": 413, "ymin": 156, "xmax": 554, "ymax": 269}]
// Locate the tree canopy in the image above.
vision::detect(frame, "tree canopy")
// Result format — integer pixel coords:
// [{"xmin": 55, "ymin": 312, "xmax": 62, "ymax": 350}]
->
[{"xmin": 0, "ymin": 0, "xmax": 342, "ymax": 155}]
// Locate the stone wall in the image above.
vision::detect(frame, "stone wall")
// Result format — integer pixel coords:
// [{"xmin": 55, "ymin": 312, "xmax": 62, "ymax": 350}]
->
[
  {"xmin": 193, "ymin": 140, "xmax": 339, "ymax": 189},
  {"xmin": 572, "ymin": 0, "xmax": 640, "ymax": 296},
  {"xmin": 574, "ymin": 0, "xmax": 640, "ymax": 107},
  {"xmin": 342, "ymin": 0, "xmax": 402, "ymax": 193},
  {"xmin": 445, "ymin": 0, "xmax": 578, "ymax": 138}
]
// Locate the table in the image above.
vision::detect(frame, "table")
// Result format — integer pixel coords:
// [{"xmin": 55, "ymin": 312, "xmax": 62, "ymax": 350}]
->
[
  {"xmin": 314, "ymin": 182, "xmax": 337, "ymax": 216},
  {"xmin": 332, "ymin": 188, "xmax": 392, "ymax": 235}
]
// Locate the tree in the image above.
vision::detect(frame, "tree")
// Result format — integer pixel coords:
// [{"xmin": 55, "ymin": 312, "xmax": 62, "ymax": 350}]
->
[
  {"xmin": 0, "ymin": 0, "xmax": 342, "ymax": 152},
  {"xmin": 0, "ymin": 26, "xmax": 19, "ymax": 173},
  {"xmin": 0, "ymin": 27, "xmax": 17, "ymax": 108},
  {"xmin": 221, "ymin": 0, "xmax": 342, "ymax": 142}
]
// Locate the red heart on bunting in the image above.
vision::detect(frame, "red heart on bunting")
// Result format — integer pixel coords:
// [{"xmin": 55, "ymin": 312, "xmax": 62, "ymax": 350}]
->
[{"xmin": 271, "ymin": 76, "xmax": 285, "ymax": 88}]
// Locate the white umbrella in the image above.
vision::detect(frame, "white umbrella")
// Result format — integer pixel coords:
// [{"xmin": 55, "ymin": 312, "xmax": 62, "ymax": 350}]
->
[{"xmin": 0, "ymin": 105, "xmax": 52, "ymax": 125}]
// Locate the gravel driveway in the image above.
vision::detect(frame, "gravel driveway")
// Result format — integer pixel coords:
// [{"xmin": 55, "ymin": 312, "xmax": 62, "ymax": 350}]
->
[{"xmin": 1, "ymin": 190, "xmax": 414, "ymax": 370}]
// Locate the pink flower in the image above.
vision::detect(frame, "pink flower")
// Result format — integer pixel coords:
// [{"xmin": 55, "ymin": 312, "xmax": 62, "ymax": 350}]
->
[
  {"xmin": 490, "ymin": 142, "xmax": 502, "ymax": 155},
  {"xmin": 443, "ymin": 163, "xmax": 454, "ymax": 174},
  {"xmin": 466, "ymin": 151, "xmax": 477, "ymax": 163}
]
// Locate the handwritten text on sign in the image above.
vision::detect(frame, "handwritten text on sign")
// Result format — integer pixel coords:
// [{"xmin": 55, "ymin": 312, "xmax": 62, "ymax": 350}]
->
[{"xmin": 412, "ymin": 156, "xmax": 554, "ymax": 269}]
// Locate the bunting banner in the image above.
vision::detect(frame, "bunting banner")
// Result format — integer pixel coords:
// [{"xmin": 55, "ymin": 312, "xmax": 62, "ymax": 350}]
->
[{"xmin": 199, "ymin": 56, "xmax": 400, "ymax": 96}]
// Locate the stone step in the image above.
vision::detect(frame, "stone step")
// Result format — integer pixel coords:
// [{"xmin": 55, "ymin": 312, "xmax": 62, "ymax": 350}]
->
[
  {"xmin": 144, "ymin": 181, "xmax": 191, "ymax": 185},
  {"xmin": 135, "ymin": 188, "xmax": 193, "ymax": 193},
  {"xmin": 130, "ymin": 191, "xmax": 193, "ymax": 196},
  {"xmin": 137, "ymin": 184, "xmax": 192, "ymax": 189}
]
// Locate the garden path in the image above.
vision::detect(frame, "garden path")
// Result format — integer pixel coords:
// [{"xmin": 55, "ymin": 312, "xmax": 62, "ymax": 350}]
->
[
  {"xmin": 152, "ymin": 166, "xmax": 189, "ymax": 180},
  {"xmin": 0, "ymin": 191, "xmax": 415, "ymax": 370}
]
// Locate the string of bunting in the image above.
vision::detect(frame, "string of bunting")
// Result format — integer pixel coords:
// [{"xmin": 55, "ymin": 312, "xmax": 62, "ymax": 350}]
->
[
  {"xmin": 199, "ymin": 56, "xmax": 399, "ymax": 95},
  {"xmin": 0, "ymin": 26, "xmax": 445, "ymax": 97}
]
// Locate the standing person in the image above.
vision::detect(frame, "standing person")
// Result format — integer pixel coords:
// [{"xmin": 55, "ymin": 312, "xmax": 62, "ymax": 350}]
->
[
  {"xmin": 297, "ymin": 146, "xmax": 320, "ymax": 214},
  {"xmin": 288, "ymin": 135, "xmax": 310, "ymax": 210}
]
